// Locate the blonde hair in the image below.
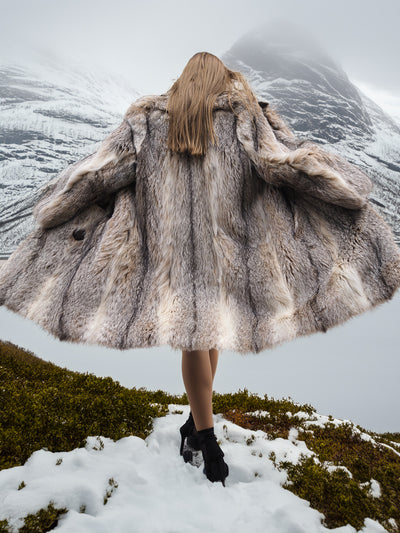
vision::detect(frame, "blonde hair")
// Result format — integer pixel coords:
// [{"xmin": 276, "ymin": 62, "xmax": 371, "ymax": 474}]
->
[{"xmin": 166, "ymin": 51, "xmax": 260, "ymax": 156}]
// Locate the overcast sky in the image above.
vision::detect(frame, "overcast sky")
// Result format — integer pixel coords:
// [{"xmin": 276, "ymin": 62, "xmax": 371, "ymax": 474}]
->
[
  {"xmin": 1, "ymin": 0, "xmax": 400, "ymax": 433},
  {"xmin": 1, "ymin": 0, "xmax": 400, "ymax": 119}
]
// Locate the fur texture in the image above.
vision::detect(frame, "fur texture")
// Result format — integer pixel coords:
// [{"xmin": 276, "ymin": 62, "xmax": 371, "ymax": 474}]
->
[{"xmin": 1, "ymin": 92, "xmax": 400, "ymax": 354}]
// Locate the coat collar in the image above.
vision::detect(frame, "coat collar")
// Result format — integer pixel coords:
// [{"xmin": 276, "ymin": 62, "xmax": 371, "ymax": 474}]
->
[{"xmin": 124, "ymin": 92, "xmax": 269, "ymax": 115}]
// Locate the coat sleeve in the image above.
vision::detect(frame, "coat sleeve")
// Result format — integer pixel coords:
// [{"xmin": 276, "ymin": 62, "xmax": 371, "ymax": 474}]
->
[
  {"xmin": 33, "ymin": 116, "xmax": 137, "ymax": 229},
  {"xmin": 239, "ymin": 101, "xmax": 374, "ymax": 210}
]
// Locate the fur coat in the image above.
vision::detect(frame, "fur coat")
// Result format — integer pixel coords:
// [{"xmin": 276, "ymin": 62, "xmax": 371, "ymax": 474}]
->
[{"xmin": 1, "ymin": 90, "xmax": 400, "ymax": 354}]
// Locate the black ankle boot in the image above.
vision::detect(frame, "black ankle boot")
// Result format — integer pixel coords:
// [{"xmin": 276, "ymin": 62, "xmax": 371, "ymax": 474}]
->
[{"xmin": 197, "ymin": 426, "xmax": 229, "ymax": 486}]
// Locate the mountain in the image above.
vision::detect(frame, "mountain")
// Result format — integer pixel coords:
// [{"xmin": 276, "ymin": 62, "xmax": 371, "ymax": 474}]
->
[
  {"xmin": 0, "ymin": 25, "xmax": 399, "ymax": 258},
  {"xmin": 221, "ymin": 22, "xmax": 400, "ymax": 243},
  {"xmin": 0, "ymin": 56, "xmax": 141, "ymax": 258}
]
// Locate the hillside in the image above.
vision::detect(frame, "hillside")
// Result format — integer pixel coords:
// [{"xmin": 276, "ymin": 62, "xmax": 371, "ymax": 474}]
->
[{"xmin": 0, "ymin": 340, "xmax": 399, "ymax": 533}]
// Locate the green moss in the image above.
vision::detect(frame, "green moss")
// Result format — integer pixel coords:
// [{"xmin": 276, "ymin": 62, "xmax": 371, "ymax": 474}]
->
[
  {"xmin": 18, "ymin": 501, "xmax": 68, "ymax": 533},
  {"xmin": 0, "ymin": 340, "xmax": 168, "ymax": 470},
  {"xmin": 292, "ymin": 421, "xmax": 400, "ymax": 530},
  {"xmin": 217, "ymin": 406, "xmax": 400, "ymax": 531},
  {"xmin": 279, "ymin": 454, "xmax": 376, "ymax": 530},
  {"xmin": 212, "ymin": 389, "xmax": 315, "ymax": 419},
  {"xmin": 0, "ymin": 519, "xmax": 11, "ymax": 533},
  {"xmin": 212, "ymin": 388, "xmax": 316, "ymax": 441},
  {"xmin": 370, "ymin": 431, "xmax": 400, "ymax": 452}
]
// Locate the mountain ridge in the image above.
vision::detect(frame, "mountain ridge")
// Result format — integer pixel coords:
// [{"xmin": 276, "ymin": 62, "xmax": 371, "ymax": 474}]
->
[{"xmin": 0, "ymin": 28, "xmax": 399, "ymax": 257}]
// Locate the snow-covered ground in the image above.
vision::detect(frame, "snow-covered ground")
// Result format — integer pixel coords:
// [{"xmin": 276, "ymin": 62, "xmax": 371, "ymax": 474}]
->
[{"xmin": 0, "ymin": 405, "xmax": 390, "ymax": 533}]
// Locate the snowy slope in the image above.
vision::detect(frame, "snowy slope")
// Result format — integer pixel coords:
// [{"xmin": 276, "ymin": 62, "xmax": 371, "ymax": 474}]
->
[
  {"xmin": 221, "ymin": 24, "xmax": 400, "ymax": 244},
  {"xmin": 0, "ymin": 404, "xmax": 394, "ymax": 533}
]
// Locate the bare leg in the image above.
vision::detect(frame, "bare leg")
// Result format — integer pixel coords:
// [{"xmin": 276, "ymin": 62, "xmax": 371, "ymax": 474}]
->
[
  {"xmin": 182, "ymin": 349, "xmax": 214, "ymax": 431},
  {"xmin": 209, "ymin": 348, "xmax": 219, "ymax": 383}
]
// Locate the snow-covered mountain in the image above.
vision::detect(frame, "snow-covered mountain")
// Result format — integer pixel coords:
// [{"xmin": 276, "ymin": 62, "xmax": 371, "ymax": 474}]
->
[
  {"xmin": 0, "ymin": 56, "xmax": 141, "ymax": 258},
  {"xmin": 1, "ymin": 25, "xmax": 399, "ymax": 258},
  {"xmin": 221, "ymin": 23, "xmax": 400, "ymax": 242}
]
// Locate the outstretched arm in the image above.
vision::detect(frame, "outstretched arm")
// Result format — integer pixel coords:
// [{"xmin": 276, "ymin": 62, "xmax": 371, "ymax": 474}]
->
[
  {"xmin": 33, "ymin": 116, "xmax": 137, "ymax": 229},
  {"xmin": 239, "ymin": 101, "xmax": 374, "ymax": 210}
]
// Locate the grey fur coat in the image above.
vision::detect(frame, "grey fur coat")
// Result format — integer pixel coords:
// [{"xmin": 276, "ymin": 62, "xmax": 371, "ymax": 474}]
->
[{"xmin": 1, "ymin": 90, "xmax": 400, "ymax": 354}]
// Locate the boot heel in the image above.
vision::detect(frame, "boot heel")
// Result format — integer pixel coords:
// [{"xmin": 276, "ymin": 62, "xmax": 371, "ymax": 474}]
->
[
  {"xmin": 179, "ymin": 411, "xmax": 200, "ymax": 458},
  {"xmin": 179, "ymin": 428, "xmax": 185, "ymax": 456},
  {"xmin": 179, "ymin": 412, "xmax": 194, "ymax": 456}
]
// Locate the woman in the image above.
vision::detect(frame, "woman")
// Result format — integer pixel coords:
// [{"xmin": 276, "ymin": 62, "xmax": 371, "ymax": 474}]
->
[
  {"xmin": 1, "ymin": 52, "xmax": 400, "ymax": 488},
  {"xmin": 167, "ymin": 52, "xmax": 265, "ymax": 486}
]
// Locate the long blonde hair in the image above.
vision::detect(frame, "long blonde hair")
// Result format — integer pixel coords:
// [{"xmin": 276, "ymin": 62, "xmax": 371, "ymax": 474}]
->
[{"xmin": 166, "ymin": 52, "xmax": 260, "ymax": 156}]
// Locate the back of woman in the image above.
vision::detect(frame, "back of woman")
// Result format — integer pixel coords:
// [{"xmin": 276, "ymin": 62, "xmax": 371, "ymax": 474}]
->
[{"xmin": 1, "ymin": 51, "xmax": 400, "ymax": 487}]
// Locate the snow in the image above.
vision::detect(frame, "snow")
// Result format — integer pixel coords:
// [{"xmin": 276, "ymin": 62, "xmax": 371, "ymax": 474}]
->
[
  {"xmin": 302, "ymin": 413, "xmax": 351, "ymax": 428},
  {"xmin": 350, "ymin": 427, "xmax": 400, "ymax": 459},
  {"xmin": 325, "ymin": 463, "xmax": 353, "ymax": 478},
  {"xmin": 0, "ymin": 405, "xmax": 389, "ymax": 533},
  {"xmin": 369, "ymin": 479, "xmax": 382, "ymax": 499},
  {"xmin": 243, "ymin": 409, "xmax": 270, "ymax": 417},
  {"xmin": 359, "ymin": 479, "xmax": 382, "ymax": 499},
  {"xmin": 286, "ymin": 410, "xmax": 312, "ymax": 420}
]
